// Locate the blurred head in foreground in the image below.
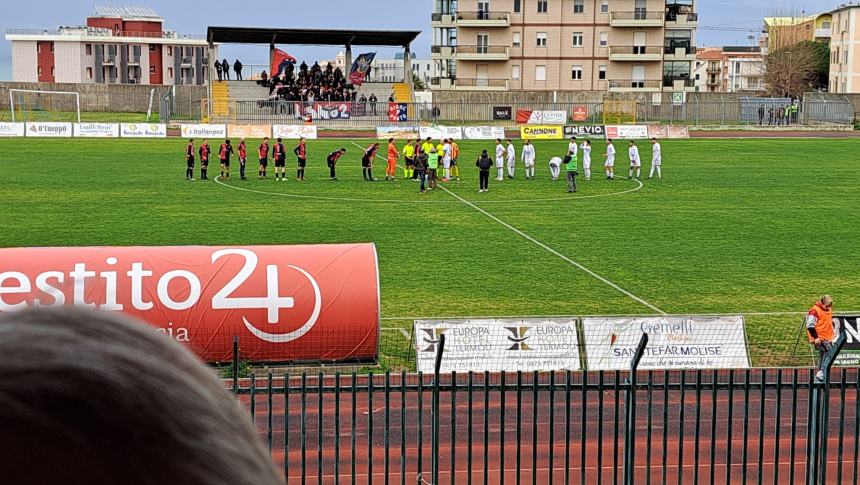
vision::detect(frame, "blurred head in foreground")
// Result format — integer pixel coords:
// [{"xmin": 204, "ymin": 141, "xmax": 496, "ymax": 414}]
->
[{"xmin": 0, "ymin": 307, "xmax": 280, "ymax": 485}]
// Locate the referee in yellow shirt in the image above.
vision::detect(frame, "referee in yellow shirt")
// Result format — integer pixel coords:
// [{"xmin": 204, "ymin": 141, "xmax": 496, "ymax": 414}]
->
[{"xmin": 402, "ymin": 139, "xmax": 416, "ymax": 180}]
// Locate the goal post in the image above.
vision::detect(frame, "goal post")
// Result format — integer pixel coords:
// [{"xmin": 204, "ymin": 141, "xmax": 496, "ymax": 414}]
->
[{"xmin": 9, "ymin": 89, "xmax": 81, "ymax": 123}]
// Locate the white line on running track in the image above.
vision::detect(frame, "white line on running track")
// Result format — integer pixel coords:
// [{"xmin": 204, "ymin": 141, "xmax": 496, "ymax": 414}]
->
[{"xmin": 350, "ymin": 140, "xmax": 666, "ymax": 315}]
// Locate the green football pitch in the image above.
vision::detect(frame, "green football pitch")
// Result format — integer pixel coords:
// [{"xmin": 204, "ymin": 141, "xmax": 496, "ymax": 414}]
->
[{"xmin": 1, "ymin": 137, "xmax": 858, "ymax": 370}]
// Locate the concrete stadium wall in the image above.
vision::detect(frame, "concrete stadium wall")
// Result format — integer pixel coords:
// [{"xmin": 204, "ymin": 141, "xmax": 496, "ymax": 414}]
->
[{"xmin": 0, "ymin": 82, "xmax": 207, "ymax": 112}]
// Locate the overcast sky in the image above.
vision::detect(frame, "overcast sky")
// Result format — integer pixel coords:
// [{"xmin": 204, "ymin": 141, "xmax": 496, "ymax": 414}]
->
[{"xmin": 0, "ymin": 0, "xmax": 848, "ymax": 79}]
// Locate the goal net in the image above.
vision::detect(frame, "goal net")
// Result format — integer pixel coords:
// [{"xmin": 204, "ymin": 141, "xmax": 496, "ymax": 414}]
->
[
  {"xmin": 9, "ymin": 89, "xmax": 81, "ymax": 122},
  {"xmin": 603, "ymin": 100, "xmax": 637, "ymax": 125}
]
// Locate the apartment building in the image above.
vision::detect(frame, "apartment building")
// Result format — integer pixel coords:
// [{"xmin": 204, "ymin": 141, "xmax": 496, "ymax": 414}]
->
[
  {"xmin": 6, "ymin": 6, "xmax": 212, "ymax": 86},
  {"xmin": 830, "ymin": 4, "xmax": 860, "ymax": 94},
  {"xmin": 693, "ymin": 46, "xmax": 764, "ymax": 93},
  {"xmin": 430, "ymin": 0, "xmax": 698, "ymax": 92},
  {"xmin": 762, "ymin": 13, "xmax": 832, "ymax": 54}
]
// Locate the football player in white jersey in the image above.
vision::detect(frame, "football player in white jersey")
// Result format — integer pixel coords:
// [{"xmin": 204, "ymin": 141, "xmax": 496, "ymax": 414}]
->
[
  {"xmin": 628, "ymin": 141, "xmax": 641, "ymax": 180},
  {"xmin": 495, "ymin": 138, "xmax": 506, "ymax": 181},
  {"xmin": 603, "ymin": 139, "xmax": 616, "ymax": 180},
  {"xmin": 649, "ymin": 137, "xmax": 662, "ymax": 179}
]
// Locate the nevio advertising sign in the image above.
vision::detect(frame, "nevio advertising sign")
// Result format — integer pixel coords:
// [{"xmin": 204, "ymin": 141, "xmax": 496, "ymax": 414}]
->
[
  {"xmin": 414, "ymin": 319, "xmax": 581, "ymax": 373},
  {"xmin": 0, "ymin": 244, "xmax": 380, "ymax": 363},
  {"xmin": 25, "ymin": 122, "xmax": 72, "ymax": 137},
  {"xmin": 564, "ymin": 125, "xmax": 605, "ymax": 139},
  {"xmin": 582, "ymin": 316, "xmax": 750, "ymax": 370},
  {"xmin": 834, "ymin": 315, "xmax": 860, "ymax": 366}
]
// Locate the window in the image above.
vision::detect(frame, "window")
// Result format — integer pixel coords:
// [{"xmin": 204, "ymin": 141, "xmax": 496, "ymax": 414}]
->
[
  {"xmin": 844, "ymin": 50, "xmax": 849, "ymax": 63},
  {"xmin": 38, "ymin": 67, "xmax": 42, "ymax": 76},
  {"xmin": 572, "ymin": 32, "xmax": 584, "ymax": 47},
  {"xmin": 167, "ymin": 67, "xmax": 173, "ymax": 78},
  {"xmin": 37, "ymin": 44, "xmax": 41, "ymax": 54},
  {"xmin": 537, "ymin": 0, "xmax": 548, "ymax": 13},
  {"xmin": 600, "ymin": 0, "xmax": 608, "ymax": 13},
  {"xmin": 86, "ymin": 44, "xmax": 92, "ymax": 56},
  {"xmin": 536, "ymin": 32, "xmax": 547, "ymax": 47},
  {"xmin": 571, "ymin": 65, "xmax": 583, "ymax": 80},
  {"xmin": 149, "ymin": 44, "xmax": 156, "ymax": 52},
  {"xmin": 50, "ymin": 42, "xmax": 54, "ymax": 53},
  {"xmin": 535, "ymin": 65, "xmax": 547, "ymax": 81},
  {"xmin": 86, "ymin": 67, "xmax": 93, "ymax": 79},
  {"xmin": 51, "ymin": 67, "xmax": 55, "ymax": 76},
  {"xmin": 574, "ymin": 0, "xmax": 584, "ymax": 13},
  {"xmin": 734, "ymin": 61, "xmax": 741, "ymax": 73},
  {"xmin": 598, "ymin": 65, "xmax": 607, "ymax": 80},
  {"xmin": 167, "ymin": 46, "xmax": 173, "ymax": 56},
  {"xmin": 599, "ymin": 32, "xmax": 608, "ymax": 47},
  {"xmin": 150, "ymin": 66, "xmax": 156, "ymax": 74},
  {"xmin": 513, "ymin": 0, "xmax": 520, "ymax": 12},
  {"xmin": 512, "ymin": 32, "xmax": 521, "ymax": 47},
  {"xmin": 512, "ymin": 65, "xmax": 520, "ymax": 79}
]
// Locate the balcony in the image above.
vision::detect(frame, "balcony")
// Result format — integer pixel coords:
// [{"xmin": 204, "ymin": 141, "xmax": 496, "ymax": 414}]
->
[
  {"xmin": 706, "ymin": 66, "xmax": 721, "ymax": 74},
  {"xmin": 608, "ymin": 79, "xmax": 662, "ymax": 92},
  {"xmin": 815, "ymin": 27, "xmax": 832, "ymax": 39},
  {"xmin": 455, "ymin": 45, "xmax": 510, "ymax": 61},
  {"xmin": 430, "ymin": 45, "xmax": 455, "ymax": 59},
  {"xmin": 430, "ymin": 13, "xmax": 456, "ymax": 27},
  {"xmin": 102, "ymin": 55, "xmax": 116, "ymax": 65},
  {"xmin": 610, "ymin": 11, "xmax": 664, "ymax": 27},
  {"xmin": 665, "ymin": 11, "xmax": 698, "ymax": 27},
  {"xmin": 664, "ymin": 45, "xmax": 697, "ymax": 61},
  {"xmin": 455, "ymin": 78, "xmax": 508, "ymax": 90},
  {"xmin": 609, "ymin": 46, "xmax": 663, "ymax": 62},
  {"xmin": 663, "ymin": 77, "xmax": 697, "ymax": 91},
  {"xmin": 706, "ymin": 77, "xmax": 721, "ymax": 86},
  {"xmin": 127, "ymin": 55, "xmax": 141, "ymax": 65},
  {"xmin": 180, "ymin": 56, "xmax": 193, "ymax": 66},
  {"xmin": 430, "ymin": 76, "xmax": 455, "ymax": 89},
  {"xmin": 456, "ymin": 11, "xmax": 511, "ymax": 27}
]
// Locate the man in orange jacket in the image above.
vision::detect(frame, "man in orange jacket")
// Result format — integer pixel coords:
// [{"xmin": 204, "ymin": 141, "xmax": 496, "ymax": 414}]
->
[{"xmin": 807, "ymin": 294, "xmax": 835, "ymax": 381}]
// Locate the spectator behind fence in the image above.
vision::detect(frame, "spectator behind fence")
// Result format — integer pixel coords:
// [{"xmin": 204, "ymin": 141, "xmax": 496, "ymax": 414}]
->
[
  {"xmin": 0, "ymin": 308, "xmax": 281, "ymax": 485},
  {"xmin": 234, "ymin": 59, "xmax": 244, "ymax": 81},
  {"xmin": 222, "ymin": 58, "xmax": 230, "ymax": 80},
  {"xmin": 214, "ymin": 59, "xmax": 223, "ymax": 82}
]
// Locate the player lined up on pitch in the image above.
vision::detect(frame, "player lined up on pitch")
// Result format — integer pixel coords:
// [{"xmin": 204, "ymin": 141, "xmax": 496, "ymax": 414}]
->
[{"xmin": 183, "ymin": 136, "xmax": 665, "ymax": 192}]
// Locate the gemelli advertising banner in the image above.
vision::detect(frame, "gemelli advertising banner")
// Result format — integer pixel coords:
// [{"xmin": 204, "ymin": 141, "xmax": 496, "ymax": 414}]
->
[{"xmin": 582, "ymin": 316, "xmax": 750, "ymax": 370}]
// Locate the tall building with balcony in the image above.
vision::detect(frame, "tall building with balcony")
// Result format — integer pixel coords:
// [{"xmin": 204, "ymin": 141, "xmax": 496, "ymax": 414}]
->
[
  {"xmin": 830, "ymin": 4, "xmax": 860, "ymax": 93},
  {"xmin": 6, "ymin": 6, "xmax": 212, "ymax": 85},
  {"xmin": 693, "ymin": 46, "xmax": 764, "ymax": 93},
  {"xmin": 431, "ymin": 0, "xmax": 698, "ymax": 92}
]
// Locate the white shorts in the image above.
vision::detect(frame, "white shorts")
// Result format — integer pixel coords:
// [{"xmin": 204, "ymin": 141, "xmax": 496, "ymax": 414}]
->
[
  {"xmin": 495, "ymin": 157, "xmax": 504, "ymax": 168},
  {"xmin": 605, "ymin": 159, "xmax": 615, "ymax": 168},
  {"xmin": 524, "ymin": 160, "xmax": 535, "ymax": 167},
  {"xmin": 652, "ymin": 160, "xmax": 662, "ymax": 167},
  {"xmin": 583, "ymin": 160, "xmax": 591, "ymax": 170},
  {"xmin": 507, "ymin": 158, "xmax": 515, "ymax": 166},
  {"xmin": 630, "ymin": 161, "xmax": 641, "ymax": 168},
  {"xmin": 443, "ymin": 158, "xmax": 451, "ymax": 169}
]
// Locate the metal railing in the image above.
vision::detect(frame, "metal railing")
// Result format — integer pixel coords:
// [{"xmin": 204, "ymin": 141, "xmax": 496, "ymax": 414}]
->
[
  {"xmin": 454, "ymin": 78, "xmax": 508, "ymax": 88},
  {"xmin": 230, "ymin": 327, "xmax": 856, "ymax": 484},
  {"xmin": 609, "ymin": 79, "xmax": 663, "ymax": 89},
  {"xmin": 665, "ymin": 12, "xmax": 699, "ymax": 22},
  {"xmin": 456, "ymin": 11, "xmax": 510, "ymax": 21},
  {"xmin": 455, "ymin": 45, "xmax": 510, "ymax": 55},
  {"xmin": 663, "ymin": 77, "xmax": 696, "ymax": 88},
  {"xmin": 610, "ymin": 11, "xmax": 665, "ymax": 21},
  {"xmin": 665, "ymin": 45, "xmax": 697, "ymax": 55},
  {"xmin": 610, "ymin": 45, "xmax": 664, "ymax": 55},
  {"xmin": 202, "ymin": 99, "xmax": 854, "ymax": 128}
]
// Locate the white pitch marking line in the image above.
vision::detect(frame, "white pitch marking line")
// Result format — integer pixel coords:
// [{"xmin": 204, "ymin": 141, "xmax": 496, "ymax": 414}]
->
[
  {"xmin": 352, "ymin": 140, "xmax": 665, "ymax": 315},
  {"xmin": 441, "ymin": 183, "xmax": 668, "ymax": 315}
]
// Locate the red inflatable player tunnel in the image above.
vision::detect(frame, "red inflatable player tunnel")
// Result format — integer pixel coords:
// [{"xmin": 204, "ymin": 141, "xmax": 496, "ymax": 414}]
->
[{"xmin": 0, "ymin": 244, "xmax": 380, "ymax": 363}]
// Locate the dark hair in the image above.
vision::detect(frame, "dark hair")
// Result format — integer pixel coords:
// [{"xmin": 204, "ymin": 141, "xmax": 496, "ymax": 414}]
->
[
  {"xmin": 277, "ymin": 138, "xmax": 282, "ymax": 142},
  {"xmin": 0, "ymin": 308, "xmax": 280, "ymax": 485},
  {"xmin": 225, "ymin": 139, "xmax": 231, "ymax": 144},
  {"xmin": 340, "ymin": 147, "xmax": 347, "ymax": 152},
  {"xmin": 189, "ymin": 139, "xmax": 194, "ymax": 142},
  {"xmin": 388, "ymin": 138, "xmax": 394, "ymax": 143},
  {"xmin": 651, "ymin": 137, "xmax": 657, "ymax": 141},
  {"xmin": 481, "ymin": 149, "xmax": 488, "ymax": 155}
]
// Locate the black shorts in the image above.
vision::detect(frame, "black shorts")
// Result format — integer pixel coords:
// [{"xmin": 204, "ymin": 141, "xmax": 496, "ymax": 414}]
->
[
  {"xmin": 297, "ymin": 158, "xmax": 307, "ymax": 168},
  {"xmin": 405, "ymin": 157, "xmax": 415, "ymax": 167},
  {"xmin": 220, "ymin": 159, "xmax": 230, "ymax": 167},
  {"xmin": 186, "ymin": 157, "xmax": 195, "ymax": 168},
  {"xmin": 361, "ymin": 158, "xmax": 371, "ymax": 168},
  {"xmin": 259, "ymin": 158, "xmax": 268, "ymax": 167},
  {"xmin": 201, "ymin": 159, "xmax": 209, "ymax": 167},
  {"xmin": 275, "ymin": 158, "xmax": 286, "ymax": 168},
  {"xmin": 451, "ymin": 158, "xmax": 458, "ymax": 166}
]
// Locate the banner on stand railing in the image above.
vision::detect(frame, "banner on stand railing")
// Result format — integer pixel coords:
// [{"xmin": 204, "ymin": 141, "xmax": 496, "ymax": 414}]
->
[{"xmin": 414, "ymin": 318, "xmax": 581, "ymax": 373}]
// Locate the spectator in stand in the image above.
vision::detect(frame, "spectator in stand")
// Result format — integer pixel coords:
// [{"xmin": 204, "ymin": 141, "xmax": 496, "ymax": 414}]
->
[
  {"xmin": 259, "ymin": 70, "xmax": 268, "ymax": 86},
  {"xmin": 0, "ymin": 307, "xmax": 281, "ymax": 485},
  {"xmin": 214, "ymin": 60, "xmax": 223, "ymax": 81},
  {"xmin": 389, "ymin": 93, "xmax": 396, "ymax": 102},
  {"xmin": 222, "ymin": 58, "xmax": 230, "ymax": 80},
  {"xmin": 234, "ymin": 59, "xmax": 243, "ymax": 81},
  {"xmin": 369, "ymin": 93, "xmax": 378, "ymax": 116}
]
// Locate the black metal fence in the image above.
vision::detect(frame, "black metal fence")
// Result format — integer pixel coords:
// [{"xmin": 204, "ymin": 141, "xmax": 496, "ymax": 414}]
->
[{"xmin": 230, "ymin": 332, "xmax": 856, "ymax": 484}]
